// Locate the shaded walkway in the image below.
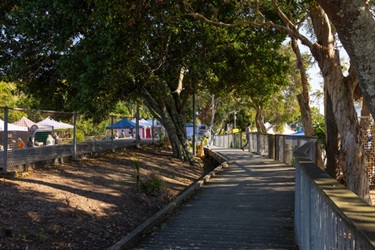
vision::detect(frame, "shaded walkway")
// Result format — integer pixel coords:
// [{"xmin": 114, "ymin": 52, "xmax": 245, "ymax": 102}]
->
[{"xmin": 132, "ymin": 147, "xmax": 297, "ymax": 249}]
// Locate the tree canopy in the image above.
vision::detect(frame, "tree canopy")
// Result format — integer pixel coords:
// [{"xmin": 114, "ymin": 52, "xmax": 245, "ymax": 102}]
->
[{"xmin": 0, "ymin": 1, "xmax": 294, "ymax": 162}]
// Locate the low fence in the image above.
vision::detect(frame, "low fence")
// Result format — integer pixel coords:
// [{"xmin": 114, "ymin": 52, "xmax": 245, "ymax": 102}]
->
[
  {"xmin": 294, "ymin": 140, "xmax": 375, "ymax": 249},
  {"xmin": 0, "ymin": 106, "xmax": 162, "ymax": 172},
  {"xmin": 213, "ymin": 132, "xmax": 316, "ymax": 165},
  {"xmin": 1, "ymin": 138, "xmax": 139, "ymax": 172}
]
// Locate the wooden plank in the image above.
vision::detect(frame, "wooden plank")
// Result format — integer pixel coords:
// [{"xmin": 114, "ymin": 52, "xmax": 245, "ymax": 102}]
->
[{"xmin": 133, "ymin": 150, "xmax": 297, "ymax": 249}]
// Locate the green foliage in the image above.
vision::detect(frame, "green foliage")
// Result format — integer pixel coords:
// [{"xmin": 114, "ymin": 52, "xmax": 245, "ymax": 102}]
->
[
  {"xmin": 264, "ymin": 44, "xmax": 303, "ymax": 128},
  {"xmin": 133, "ymin": 158, "xmax": 141, "ymax": 191},
  {"xmin": 111, "ymin": 100, "xmax": 151, "ymax": 118},
  {"xmin": 0, "ymin": 0, "xmax": 314, "ymax": 162},
  {"xmin": 133, "ymin": 158, "xmax": 162, "ymax": 196},
  {"xmin": 0, "ymin": 82, "xmax": 19, "ymax": 107},
  {"xmin": 199, "ymin": 135, "xmax": 208, "ymax": 143},
  {"xmin": 6, "ymin": 110, "xmax": 27, "ymax": 123},
  {"xmin": 0, "ymin": 0, "xmax": 286, "ymax": 121},
  {"xmin": 76, "ymin": 117, "xmax": 107, "ymax": 137},
  {"xmin": 311, "ymin": 106, "xmax": 325, "ymax": 125},
  {"xmin": 112, "ymin": 102, "xmax": 132, "ymax": 117},
  {"xmin": 140, "ymin": 173, "xmax": 163, "ymax": 197},
  {"xmin": 313, "ymin": 120, "xmax": 326, "ymax": 146},
  {"xmin": 37, "ymin": 230, "xmax": 47, "ymax": 240},
  {"xmin": 75, "ymin": 131, "xmax": 85, "ymax": 143}
]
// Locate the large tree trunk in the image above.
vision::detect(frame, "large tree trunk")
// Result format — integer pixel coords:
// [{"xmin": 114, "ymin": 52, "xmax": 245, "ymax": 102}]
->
[
  {"xmin": 291, "ymin": 36, "xmax": 324, "ymax": 168},
  {"xmin": 254, "ymin": 105, "xmax": 267, "ymax": 133},
  {"xmin": 325, "ymin": 89, "xmax": 339, "ymax": 180},
  {"xmin": 309, "ymin": 6, "xmax": 370, "ymax": 203},
  {"xmin": 210, "ymin": 94, "xmax": 215, "ymax": 130},
  {"xmin": 291, "ymin": 37, "xmax": 314, "ymax": 137},
  {"xmin": 141, "ymin": 88, "xmax": 198, "ymax": 165},
  {"xmin": 316, "ymin": 0, "xmax": 375, "ymax": 120}
]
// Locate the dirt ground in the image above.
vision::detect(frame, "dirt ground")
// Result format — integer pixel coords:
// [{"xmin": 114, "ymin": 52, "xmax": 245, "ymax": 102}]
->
[{"xmin": 0, "ymin": 143, "xmax": 218, "ymax": 250}]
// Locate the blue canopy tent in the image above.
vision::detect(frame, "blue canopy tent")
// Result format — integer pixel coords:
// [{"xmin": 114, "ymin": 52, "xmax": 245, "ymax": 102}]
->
[
  {"xmin": 106, "ymin": 118, "xmax": 143, "ymax": 138},
  {"xmin": 293, "ymin": 130, "xmax": 305, "ymax": 135},
  {"xmin": 106, "ymin": 118, "xmax": 139, "ymax": 129}
]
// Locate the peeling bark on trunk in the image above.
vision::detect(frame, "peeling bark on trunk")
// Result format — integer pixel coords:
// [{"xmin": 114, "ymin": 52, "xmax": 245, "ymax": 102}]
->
[
  {"xmin": 359, "ymin": 101, "xmax": 372, "ymax": 185},
  {"xmin": 325, "ymin": 89, "xmax": 339, "ymax": 179},
  {"xmin": 310, "ymin": 7, "xmax": 370, "ymax": 203},
  {"xmin": 316, "ymin": 0, "xmax": 375, "ymax": 120},
  {"xmin": 359, "ymin": 95, "xmax": 371, "ymax": 150}
]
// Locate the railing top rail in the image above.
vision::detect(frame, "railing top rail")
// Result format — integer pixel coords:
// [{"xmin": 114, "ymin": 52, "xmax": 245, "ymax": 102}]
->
[
  {"xmin": 294, "ymin": 142, "xmax": 375, "ymax": 248},
  {"xmin": 217, "ymin": 132, "xmax": 317, "ymax": 139}
]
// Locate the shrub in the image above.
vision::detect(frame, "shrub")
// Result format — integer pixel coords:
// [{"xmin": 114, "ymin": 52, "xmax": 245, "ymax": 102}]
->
[
  {"xmin": 133, "ymin": 158, "xmax": 163, "ymax": 196},
  {"xmin": 141, "ymin": 172, "xmax": 163, "ymax": 196},
  {"xmin": 75, "ymin": 131, "xmax": 85, "ymax": 142}
]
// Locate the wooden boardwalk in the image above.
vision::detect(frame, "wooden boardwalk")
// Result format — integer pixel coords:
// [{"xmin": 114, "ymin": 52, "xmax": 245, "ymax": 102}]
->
[{"xmin": 132, "ymin": 148, "xmax": 297, "ymax": 249}]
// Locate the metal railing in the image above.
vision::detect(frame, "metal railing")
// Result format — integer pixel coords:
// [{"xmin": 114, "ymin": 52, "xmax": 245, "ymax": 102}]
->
[
  {"xmin": 215, "ymin": 132, "xmax": 375, "ymax": 249},
  {"xmin": 213, "ymin": 132, "xmax": 316, "ymax": 165},
  {"xmin": 294, "ymin": 140, "xmax": 375, "ymax": 249}
]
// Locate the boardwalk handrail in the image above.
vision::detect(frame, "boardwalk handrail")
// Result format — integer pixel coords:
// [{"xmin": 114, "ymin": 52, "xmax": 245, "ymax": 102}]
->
[
  {"xmin": 213, "ymin": 132, "xmax": 317, "ymax": 165},
  {"xmin": 294, "ymin": 140, "xmax": 375, "ymax": 249}
]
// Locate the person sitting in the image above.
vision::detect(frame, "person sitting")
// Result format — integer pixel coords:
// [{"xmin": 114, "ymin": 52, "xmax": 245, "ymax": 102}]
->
[
  {"xmin": 120, "ymin": 130, "xmax": 125, "ymax": 138},
  {"xmin": 53, "ymin": 132, "xmax": 59, "ymax": 145},
  {"xmin": 46, "ymin": 134, "xmax": 55, "ymax": 145},
  {"xmin": 26, "ymin": 137, "xmax": 34, "ymax": 148},
  {"xmin": 17, "ymin": 138, "xmax": 25, "ymax": 149}
]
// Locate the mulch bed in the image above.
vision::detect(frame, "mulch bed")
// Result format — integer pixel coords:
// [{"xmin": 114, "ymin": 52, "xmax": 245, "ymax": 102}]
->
[{"xmin": 0, "ymin": 144, "xmax": 218, "ymax": 249}]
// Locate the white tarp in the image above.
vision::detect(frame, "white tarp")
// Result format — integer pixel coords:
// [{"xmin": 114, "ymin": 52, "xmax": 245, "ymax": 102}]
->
[
  {"xmin": 37, "ymin": 117, "xmax": 74, "ymax": 129},
  {"xmin": 13, "ymin": 116, "xmax": 52, "ymax": 131},
  {"xmin": 253, "ymin": 122, "xmax": 295, "ymax": 135},
  {"xmin": 146, "ymin": 118, "xmax": 162, "ymax": 127},
  {"xmin": 266, "ymin": 124, "xmax": 294, "ymax": 135},
  {"xmin": 131, "ymin": 118, "xmax": 152, "ymax": 128},
  {"xmin": 0, "ymin": 119, "xmax": 28, "ymax": 131}
]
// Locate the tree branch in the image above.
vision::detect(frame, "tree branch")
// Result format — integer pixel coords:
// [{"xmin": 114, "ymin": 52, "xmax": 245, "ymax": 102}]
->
[
  {"xmin": 188, "ymin": 8, "xmax": 314, "ymax": 49},
  {"xmin": 174, "ymin": 65, "xmax": 185, "ymax": 95}
]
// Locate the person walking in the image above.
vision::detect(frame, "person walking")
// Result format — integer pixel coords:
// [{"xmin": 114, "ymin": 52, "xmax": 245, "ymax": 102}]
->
[
  {"xmin": 205, "ymin": 128, "xmax": 212, "ymax": 149},
  {"xmin": 242, "ymin": 123, "xmax": 252, "ymax": 151}
]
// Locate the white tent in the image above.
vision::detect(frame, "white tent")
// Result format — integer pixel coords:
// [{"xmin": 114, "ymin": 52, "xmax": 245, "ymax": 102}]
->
[
  {"xmin": 37, "ymin": 117, "xmax": 74, "ymax": 129},
  {"xmin": 266, "ymin": 124, "xmax": 294, "ymax": 135},
  {"xmin": 13, "ymin": 116, "xmax": 52, "ymax": 132},
  {"xmin": 131, "ymin": 118, "xmax": 152, "ymax": 128},
  {"xmin": 253, "ymin": 122, "xmax": 294, "ymax": 135},
  {"xmin": 146, "ymin": 118, "xmax": 162, "ymax": 128},
  {"xmin": 0, "ymin": 119, "xmax": 28, "ymax": 131},
  {"xmin": 130, "ymin": 118, "xmax": 154, "ymax": 138}
]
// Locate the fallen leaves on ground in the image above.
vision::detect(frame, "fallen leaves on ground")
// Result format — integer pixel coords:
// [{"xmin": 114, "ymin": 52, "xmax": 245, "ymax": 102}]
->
[{"xmin": 0, "ymin": 143, "xmax": 217, "ymax": 249}]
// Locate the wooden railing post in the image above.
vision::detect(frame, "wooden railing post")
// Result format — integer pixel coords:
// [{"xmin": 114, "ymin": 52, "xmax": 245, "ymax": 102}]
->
[
  {"xmin": 73, "ymin": 112, "xmax": 77, "ymax": 160},
  {"xmin": 2, "ymin": 106, "xmax": 8, "ymax": 171}
]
